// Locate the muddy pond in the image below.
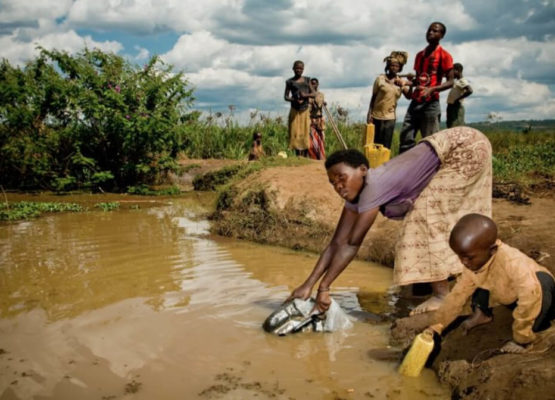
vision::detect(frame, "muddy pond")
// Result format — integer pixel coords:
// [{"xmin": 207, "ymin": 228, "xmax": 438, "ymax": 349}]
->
[{"xmin": 0, "ymin": 193, "xmax": 450, "ymax": 399}]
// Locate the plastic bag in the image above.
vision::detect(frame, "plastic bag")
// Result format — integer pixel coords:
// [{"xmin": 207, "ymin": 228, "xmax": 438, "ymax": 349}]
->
[{"xmin": 263, "ymin": 298, "xmax": 353, "ymax": 336}]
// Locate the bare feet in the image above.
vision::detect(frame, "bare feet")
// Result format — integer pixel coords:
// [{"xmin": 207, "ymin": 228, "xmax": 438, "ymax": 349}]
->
[
  {"xmin": 409, "ymin": 295, "xmax": 445, "ymax": 316},
  {"xmin": 409, "ymin": 279, "xmax": 450, "ymax": 316},
  {"xmin": 461, "ymin": 309, "xmax": 493, "ymax": 335}
]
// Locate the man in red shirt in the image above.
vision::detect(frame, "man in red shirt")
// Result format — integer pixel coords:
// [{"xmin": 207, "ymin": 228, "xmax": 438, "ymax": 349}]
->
[{"xmin": 399, "ymin": 22, "xmax": 454, "ymax": 153}]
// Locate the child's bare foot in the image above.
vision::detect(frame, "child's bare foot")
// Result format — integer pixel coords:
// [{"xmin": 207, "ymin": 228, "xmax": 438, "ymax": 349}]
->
[
  {"xmin": 461, "ymin": 309, "xmax": 493, "ymax": 334},
  {"xmin": 409, "ymin": 295, "xmax": 445, "ymax": 316}
]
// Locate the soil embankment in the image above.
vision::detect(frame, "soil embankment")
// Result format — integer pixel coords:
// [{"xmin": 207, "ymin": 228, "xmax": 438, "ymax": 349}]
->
[{"xmin": 184, "ymin": 158, "xmax": 555, "ymax": 400}]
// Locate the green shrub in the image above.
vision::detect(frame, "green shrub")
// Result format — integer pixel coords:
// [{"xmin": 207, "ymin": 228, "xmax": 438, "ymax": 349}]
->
[{"xmin": 0, "ymin": 48, "xmax": 194, "ymax": 191}]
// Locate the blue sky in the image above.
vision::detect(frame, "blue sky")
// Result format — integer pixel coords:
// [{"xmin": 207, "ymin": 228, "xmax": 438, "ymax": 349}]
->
[{"xmin": 1, "ymin": 0, "xmax": 554, "ymax": 124}]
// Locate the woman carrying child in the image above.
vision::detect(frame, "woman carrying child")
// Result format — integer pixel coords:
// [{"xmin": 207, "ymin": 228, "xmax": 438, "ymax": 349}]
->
[{"xmin": 366, "ymin": 51, "xmax": 411, "ymax": 149}]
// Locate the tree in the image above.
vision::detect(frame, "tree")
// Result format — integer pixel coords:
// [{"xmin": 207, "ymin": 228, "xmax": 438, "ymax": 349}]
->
[{"xmin": 0, "ymin": 48, "xmax": 195, "ymax": 191}]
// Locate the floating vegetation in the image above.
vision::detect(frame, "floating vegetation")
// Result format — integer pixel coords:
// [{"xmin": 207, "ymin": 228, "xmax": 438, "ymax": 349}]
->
[
  {"xmin": 0, "ymin": 201, "xmax": 84, "ymax": 221},
  {"xmin": 94, "ymin": 202, "xmax": 120, "ymax": 212}
]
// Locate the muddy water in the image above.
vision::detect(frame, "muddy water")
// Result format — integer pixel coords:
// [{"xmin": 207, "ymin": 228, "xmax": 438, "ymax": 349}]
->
[{"xmin": 0, "ymin": 193, "xmax": 449, "ymax": 400}]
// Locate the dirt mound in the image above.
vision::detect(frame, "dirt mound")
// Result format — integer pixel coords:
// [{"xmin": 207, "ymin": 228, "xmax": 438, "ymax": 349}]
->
[
  {"xmin": 210, "ymin": 159, "xmax": 400, "ymax": 266},
  {"xmin": 390, "ymin": 307, "xmax": 555, "ymax": 400}
]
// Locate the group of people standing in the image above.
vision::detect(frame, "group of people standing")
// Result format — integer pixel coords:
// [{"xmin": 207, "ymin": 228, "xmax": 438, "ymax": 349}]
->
[
  {"xmin": 367, "ymin": 22, "xmax": 473, "ymax": 154},
  {"xmin": 284, "ymin": 22, "xmax": 473, "ymax": 159}
]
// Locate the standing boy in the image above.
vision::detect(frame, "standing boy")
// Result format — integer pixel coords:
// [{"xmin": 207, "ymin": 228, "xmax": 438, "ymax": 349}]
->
[
  {"xmin": 399, "ymin": 22, "xmax": 454, "ymax": 153},
  {"xmin": 446, "ymin": 63, "xmax": 473, "ymax": 127}
]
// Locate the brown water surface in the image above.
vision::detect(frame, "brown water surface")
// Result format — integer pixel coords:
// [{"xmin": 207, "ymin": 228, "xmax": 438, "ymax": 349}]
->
[{"xmin": 0, "ymin": 193, "xmax": 449, "ymax": 399}]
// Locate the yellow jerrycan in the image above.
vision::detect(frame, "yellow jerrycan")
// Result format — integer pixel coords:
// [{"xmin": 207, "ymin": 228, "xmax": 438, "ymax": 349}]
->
[
  {"xmin": 363, "ymin": 123, "xmax": 391, "ymax": 168},
  {"xmin": 398, "ymin": 329, "xmax": 435, "ymax": 377},
  {"xmin": 364, "ymin": 122, "xmax": 375, "ymax": 145}
]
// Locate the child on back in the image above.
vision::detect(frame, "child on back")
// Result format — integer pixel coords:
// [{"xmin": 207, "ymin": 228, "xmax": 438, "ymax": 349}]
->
[{"xmin": 426, "ymin": 213, "xmax": 555, "ymax": 353}]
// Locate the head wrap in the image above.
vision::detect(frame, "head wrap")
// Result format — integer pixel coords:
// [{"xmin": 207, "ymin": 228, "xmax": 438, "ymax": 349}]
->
[{"xmin": 383, "ymin": 51, "xmax": 408, "ymax": 66}]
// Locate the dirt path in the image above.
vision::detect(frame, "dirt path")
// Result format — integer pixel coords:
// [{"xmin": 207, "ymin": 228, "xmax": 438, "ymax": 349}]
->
[{"xmin": 188, "ymin": 158, "xmax": 555, "ymax": 400}]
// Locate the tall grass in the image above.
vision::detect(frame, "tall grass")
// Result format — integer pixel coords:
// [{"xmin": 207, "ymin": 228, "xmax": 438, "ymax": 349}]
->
[
  {"xmin": 181, "ymin": 112, "xmax": 291, "ymax": 159},
  {"xmin": 181, "ymin": 113, "xmax": 554, "ymax": 189}
]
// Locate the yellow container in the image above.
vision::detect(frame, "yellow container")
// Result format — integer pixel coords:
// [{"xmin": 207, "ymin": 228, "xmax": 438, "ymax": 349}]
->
[
  {"xmin": 398, "ymin": 330, "xmax": 435, "ymax": 377},
  {"xmin": 364, "ymin": 143, "xmax": 391, "ymax": 169},
  {"xmin": 364, "ymin": 123, "xmax": 375, "ymax": 146}
]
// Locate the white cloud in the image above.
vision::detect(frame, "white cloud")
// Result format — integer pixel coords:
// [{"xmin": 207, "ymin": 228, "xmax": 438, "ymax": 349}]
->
[
  {"xmin": 0, "ymin": 0, "xmax": 553, "ymax": 122},
  {"xmin": 0, "ymin": 0, "xmax": 73, "ymax": 23},
  {"xmin": 66, "ymin": 0, "xmax": 240, "ymax": 33},
  {"xmin": 134, "ymin": 45, "xmax": 150, "ymax": 60},
  {"xmin": 0, "ymin": 30, "xmax": 123, "ymax": 66}
]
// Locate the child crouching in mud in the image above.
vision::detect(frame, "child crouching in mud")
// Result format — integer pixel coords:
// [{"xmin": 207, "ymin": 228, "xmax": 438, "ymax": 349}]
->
[{"xmin": 425, "ymin": 213, "xmax": 555, "ymax": 353}]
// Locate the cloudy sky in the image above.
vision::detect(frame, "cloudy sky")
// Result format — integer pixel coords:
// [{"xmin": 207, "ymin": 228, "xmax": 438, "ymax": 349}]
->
[{"xmin": 1, "ymin": 0, "xmax": 554, "ymax": 123}]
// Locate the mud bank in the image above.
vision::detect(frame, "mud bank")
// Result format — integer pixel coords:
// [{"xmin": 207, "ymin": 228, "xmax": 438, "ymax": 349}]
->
[{"xmin": 189, "ymin": 159, "xmax": 555, "ymax": 399}]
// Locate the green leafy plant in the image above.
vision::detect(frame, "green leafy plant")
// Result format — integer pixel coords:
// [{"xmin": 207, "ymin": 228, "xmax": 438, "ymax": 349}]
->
[
  {"xmin": 94, "ymin": 202, "xmax": 120, "ymax": 211},
  {"xmin": 0, "ymin": 201, "xmax": 84, "ymax": 221}
]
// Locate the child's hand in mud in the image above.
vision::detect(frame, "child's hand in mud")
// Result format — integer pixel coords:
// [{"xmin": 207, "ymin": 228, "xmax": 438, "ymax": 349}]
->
[{"xmin": 500, "ymin": 341, "xmax": 527, "ymax": 354}]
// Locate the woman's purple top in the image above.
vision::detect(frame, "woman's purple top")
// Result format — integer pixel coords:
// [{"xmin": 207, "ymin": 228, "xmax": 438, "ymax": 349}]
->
[{"xmin": 344, "ymin": 142, "xmax": 440, "ymax": 219}]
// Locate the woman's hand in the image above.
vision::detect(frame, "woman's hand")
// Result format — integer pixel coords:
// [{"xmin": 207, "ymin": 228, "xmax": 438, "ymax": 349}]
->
[
  {"xmin": 315, "ymin": 290, "xmax": 332, "ymax": 312},
  {"xmin": 285, "ymin": 283, "xmax": 312, "ymax": 303}
]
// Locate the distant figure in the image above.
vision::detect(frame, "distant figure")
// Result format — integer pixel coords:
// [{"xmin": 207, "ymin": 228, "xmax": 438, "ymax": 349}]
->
[
  {"xmin": 248, "ymin": 132, "xmax": 265, "ymax": 161},
  {"xmin": 284, "ymin": 60, "xmax": 314, "ymax": 157},
  {"xmin": 399, "ymin": 22, "xmax": 454, "ymax": 153},
  {"xmin": 425, "ymin": 213, "xmax": 554, "ymax": 354},
  {"xmin": 366, "ymin": 51, "xmax": 411, "ymax": 149},
  {"xmin": 308, "ymin": 77, "xmax": 326, "ymax": 160},
  {"xmin": 446, "ymin": 63, "xmax": 473, "ymax": 127}
]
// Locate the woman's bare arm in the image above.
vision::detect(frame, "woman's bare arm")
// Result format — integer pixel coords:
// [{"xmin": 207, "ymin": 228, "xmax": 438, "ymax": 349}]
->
[
  {"xmin": 287, "ymin": 206, "xmax": 379, "ymax": 307},
  {"xmin": 317, "ymin": 206, "xmax": 379, "ymax": 290}
]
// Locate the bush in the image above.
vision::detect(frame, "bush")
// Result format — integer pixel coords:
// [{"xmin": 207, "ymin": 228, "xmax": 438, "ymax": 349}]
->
[{"xmin": 0, "ymin": 48, "xmax": 194, "ymax": 191}]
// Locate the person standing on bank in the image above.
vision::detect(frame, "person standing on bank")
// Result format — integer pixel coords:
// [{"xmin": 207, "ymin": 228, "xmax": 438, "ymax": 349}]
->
[
  {"xmin": 399, "ymin": 22, "xmax": 454, "ymax": 153},
  {"xmin": 308, "ymin": 78, "xmax": 326, "ymax": 160},
  {"xmin": 446, "ymin": 63, "xmax": 473, "ymax": 128},
  {"xmin": 366, "ymin": 51, "xmax": 411, "ymax": 149},
  {"xmin": 284, "ymin": 60, "xmax": 314, "ymax": 157}
]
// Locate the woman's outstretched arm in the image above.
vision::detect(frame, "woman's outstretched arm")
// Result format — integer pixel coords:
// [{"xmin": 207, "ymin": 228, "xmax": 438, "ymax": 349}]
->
[{"xmin": 287, "ymin": 206, "xmax": 379, "ymax": 310}]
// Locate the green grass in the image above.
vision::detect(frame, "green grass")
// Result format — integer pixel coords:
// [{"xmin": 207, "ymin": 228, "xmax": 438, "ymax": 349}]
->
[{"xmin": 183, "ymin": 115, "xmax": 553, "ymax": 192}]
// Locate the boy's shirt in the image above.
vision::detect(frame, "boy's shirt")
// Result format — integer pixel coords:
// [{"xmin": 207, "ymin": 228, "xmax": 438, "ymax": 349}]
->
[
  {"xmin": 447, "ymin": 78, "xmax": 471, "ymax": 105},
  {"xmin": 412, "ymin": 45, "xmax": 453, "ymax": 103},
  {"xmin": 431, "ymin": 240, "xmax": 553, "ymax": 344}
]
